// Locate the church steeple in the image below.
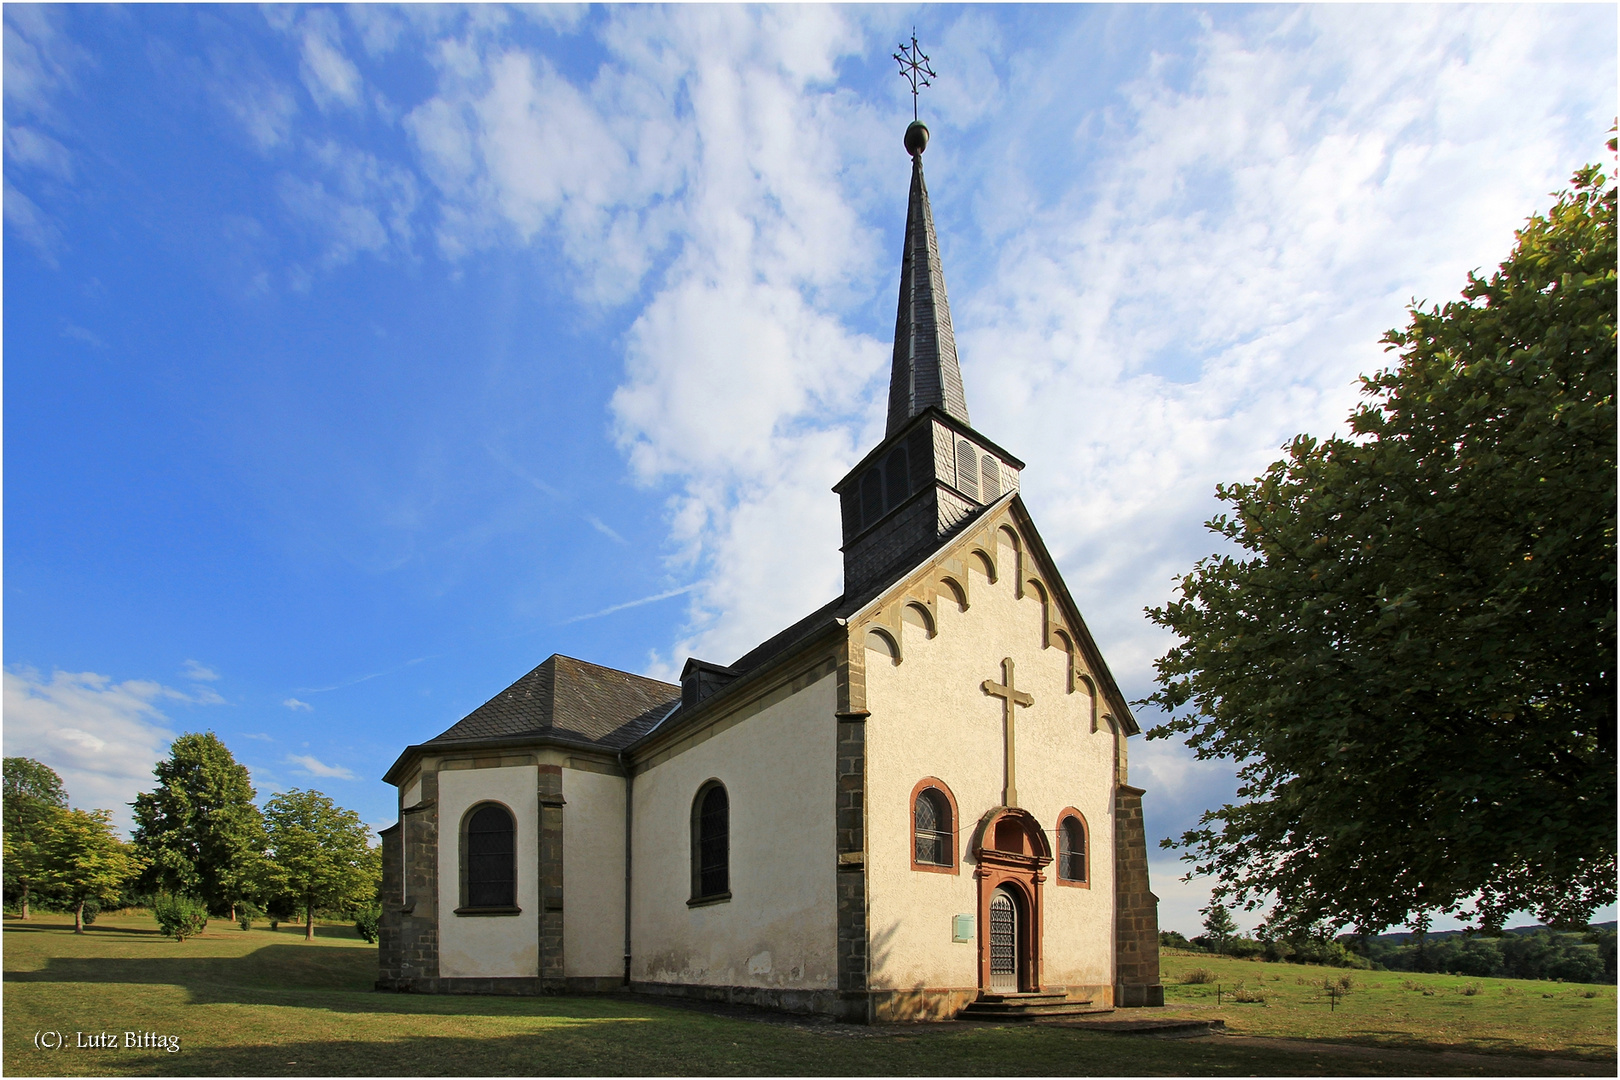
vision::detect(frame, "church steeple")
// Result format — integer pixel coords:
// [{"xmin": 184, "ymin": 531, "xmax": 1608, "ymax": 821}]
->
[
  {"xmin": 887, "ymin": 121, "xmax": 970, "ymax": 436},
  {"xmin": 832, "ymin": 119, "xmax": 1024, "ymax": 600}
]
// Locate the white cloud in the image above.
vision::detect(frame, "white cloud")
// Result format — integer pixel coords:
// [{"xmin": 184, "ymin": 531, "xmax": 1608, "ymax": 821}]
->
[
  {"xmin": 584, "ymin": 515, "xmax": 626, "ymax": 545},
  {"xmin": 285, "ymin": 753, "xmax": 356, "ymax": 780},
  {"xmin": 277, "ymin": 140, "xmax": 418, "ymax": 269},
  {"xmin": 562, "ymin": 584, "xmax": 696, "ymax": 627},
  {"xmin": 958, "ymin": 7, "xmax": 1615, "ymax": 694},
  {"xmin": 5, "ymin": 123, "xmax": 71, "ymax": 178},
  {"xmin": 2, "ymin": 668, "xmax": 181, "ymax": 835},
  {"xmin": 222, "ymin": 77, "xmax": 299, "ymax": 151},
  {"xmin": 181, "ymin": 659, "xmax": 220, "ymax": 681},
  {"xmin": 282, "ymin": 698, "xmax": 313, "ymax": 711},
  {"xmin": 5, "ymin": 176, "xmax": 60, "ymax": 264},
  {"xmin": 61, "ymin": 323, "xmax": 103, "ymax": 347},
  {"xmin": 3, "ymin": 5, "xmax": 83, "ymax": 121},
  {"xmin": 297, "ymin": 10, "xmax": 364, "ymax": 112},
  {"xmin": 242, "ymin": 732, "xmax": 274, "ymax": 741}
]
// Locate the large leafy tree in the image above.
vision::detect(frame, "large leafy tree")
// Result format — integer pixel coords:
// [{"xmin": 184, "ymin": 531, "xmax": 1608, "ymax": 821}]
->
[
  {"xmin": 131, "ymin": 733, "xmax": 266, "ymax": 919},
  {"xmin": 1147, "ymin": 155, "xmax": 1616, "ymax": 934},
  {"xmin": 3, "ymin": 757, "xmax": 70, "ymax": 918},
  {"xmin": 38, "ymin": 807, "xmax": 144, "ymax": 933},
  {"xmin": 262, "ymin": 789, "xmax": 378, "ymax": 941}
]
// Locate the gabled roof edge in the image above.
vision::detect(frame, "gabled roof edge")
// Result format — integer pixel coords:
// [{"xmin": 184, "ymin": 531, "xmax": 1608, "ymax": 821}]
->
[{"xmin": 844, "ymin": 489, "xmax": 1140, "ymax": 735}]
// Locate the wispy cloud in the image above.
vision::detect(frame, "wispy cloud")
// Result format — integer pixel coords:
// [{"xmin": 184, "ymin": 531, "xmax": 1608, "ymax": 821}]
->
[
  {"xmin": 585, "ymin": 514, "xmax": 626, "ymax": 545},
  {"xmin": 181, "ymin": 659, "xmax": 221, "ymax": 681},
  {"xmin": 61, "ymin": 324, "xmax": 104, "ymax": 347},
  {"xmin": 294, "ymin": 652, "xmax": 441, "ymax": 694},
  {"xmin": 286, "ymin": 753, "xmax": 356, "ymax": 780},
  {"xmin": 561, "ymin": 584, "xmax": 697, "ymax": 625},
  {"xmin": 282, "ymin": 698, "xmax": 313, "ymax": 711},
  {"xmin": 241, "ymin": 732, "xmax": 274, "ymax": 741}
]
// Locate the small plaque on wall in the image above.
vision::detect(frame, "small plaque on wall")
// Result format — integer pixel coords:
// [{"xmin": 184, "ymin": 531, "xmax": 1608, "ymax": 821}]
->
[{"xmin": 952, "ymin": 914, "xmax": 974, "ymax": 943}]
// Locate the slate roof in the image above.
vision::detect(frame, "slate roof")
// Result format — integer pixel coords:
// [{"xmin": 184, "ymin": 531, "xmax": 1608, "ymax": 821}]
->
[
  {"xmin": 887, "ymin": 146, "xmax": 970, "ymax": 437},
  {"xmin": 425, "ymin": 654, "xmax": 678, "ymax": 751}
]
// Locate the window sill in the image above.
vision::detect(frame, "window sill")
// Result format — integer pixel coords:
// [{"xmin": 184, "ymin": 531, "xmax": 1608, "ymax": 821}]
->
[
  {"xmin": 453, "ymin": 905, "xmax": 523, "ymax": 916},
  {"xmin": 1054, "ymin": 877, "xmax": 1090, "ymax": 889},
  {"xmin": 687, "ymin": 892, "xmax": 732, "ymax": 908},
  {"xmin": 911, "ymin": 860, "xmax": 959, "ymax": 875}
]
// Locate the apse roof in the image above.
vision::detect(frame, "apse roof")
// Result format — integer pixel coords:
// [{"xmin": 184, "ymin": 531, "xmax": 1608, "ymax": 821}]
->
[{"xmin": 424, "ymin": 654, "xmax": 678, "ymax": 751}]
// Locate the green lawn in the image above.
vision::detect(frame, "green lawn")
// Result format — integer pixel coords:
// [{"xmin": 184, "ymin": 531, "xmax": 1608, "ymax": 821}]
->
[
  {"xmin": 3, "ymin": 915, "xmax": 1613, "ymax": 1076},
  {"xmin": 1159, "ymin": 949, "xmax": 1616, "ymax": 1059}
]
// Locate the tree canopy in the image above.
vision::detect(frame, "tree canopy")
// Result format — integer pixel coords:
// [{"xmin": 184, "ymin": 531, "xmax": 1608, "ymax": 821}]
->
[
  {"xmin": 263, "ymin": 788, "xmax": 379, "ymax": 941},
  {"xmin": 38, "ymin": 807, "xmax": 143, "ymax": 933},
  {"xmin": 132, "ymin": 732, "xmax": 267, "ymax": 916},
  {"xmin": 1146, "ymin": 155, "xmax": 1616, "ymax": 934},
  {"xmin": 4, "ymin": 757, "xmax": 70, "ymax": 918}
]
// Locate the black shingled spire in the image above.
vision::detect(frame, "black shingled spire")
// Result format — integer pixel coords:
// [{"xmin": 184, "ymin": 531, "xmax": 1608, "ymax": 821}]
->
[{"xmin": 886, "ymin": 122, "xmax": 970, "ymax": 437}]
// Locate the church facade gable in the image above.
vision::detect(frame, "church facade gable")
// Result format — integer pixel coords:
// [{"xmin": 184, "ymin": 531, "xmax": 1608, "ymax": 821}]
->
[{"xmin": 844, "ymin": 498, "xmax": 1132, "ymax": 1018}]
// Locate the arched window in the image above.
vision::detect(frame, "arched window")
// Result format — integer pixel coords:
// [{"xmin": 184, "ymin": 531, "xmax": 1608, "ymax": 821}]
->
[
  {"xmin": 463, "ymin": 803, "xmax": 516, "ymax": 910},
  {"xmin": 690, "ymin": 781, "xmax": 730, "ymax": 903},
  {"xmin": 884, "ymin": 446, "xmax": 910, "ymax": 507},
  {"xmin": 910, "ymin": 779, "xmax": 958, "ymax": 872},
  {"xmin": 956, "ymin": 440, "xmax": 979, "ymax": 501},
  {"xmin": 859, "ymin": 467, "xmax": 884, "ymax": 529},
  {"xmin": 1056, "ymin": 810, "xmax": 1088, "ymax": 886}
]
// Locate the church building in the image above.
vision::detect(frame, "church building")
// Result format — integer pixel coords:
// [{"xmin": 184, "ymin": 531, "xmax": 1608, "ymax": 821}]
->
[{"xmin": 377, "ymin": 119, "xmax": 1163, "ymax": 1023}]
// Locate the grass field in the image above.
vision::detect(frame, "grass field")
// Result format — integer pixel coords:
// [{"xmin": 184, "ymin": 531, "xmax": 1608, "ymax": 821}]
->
[{"xmin": 4, "ymin": 914, "xmax": 1614, "ymax": 1076}]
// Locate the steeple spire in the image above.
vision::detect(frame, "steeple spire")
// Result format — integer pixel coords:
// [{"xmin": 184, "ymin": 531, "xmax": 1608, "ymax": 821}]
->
[{"xmin": 887, "ymin": 122, "xmax": 970, "ymax": 436}]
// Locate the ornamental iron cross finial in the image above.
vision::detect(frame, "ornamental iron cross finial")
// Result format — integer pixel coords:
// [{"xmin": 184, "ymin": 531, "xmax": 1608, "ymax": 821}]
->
[
  {"xmin": 893, "ymin": 30, "xmax": 937, "ymax": 122},
  {"xmin": 982, "ymin": 657, "xmax": 1034, "ymax": 807}
]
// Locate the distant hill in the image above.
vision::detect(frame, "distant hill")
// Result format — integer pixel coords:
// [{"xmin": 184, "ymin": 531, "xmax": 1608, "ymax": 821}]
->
[{"xmin": 1360, "ymin": 921, "xmax": 1615, "ymax": 945}]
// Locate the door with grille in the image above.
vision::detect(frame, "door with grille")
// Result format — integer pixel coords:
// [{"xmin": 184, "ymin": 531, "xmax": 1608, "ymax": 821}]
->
[{"xmin": 989, "ymin": 887, "xmax": 1019, "ymax": 992}]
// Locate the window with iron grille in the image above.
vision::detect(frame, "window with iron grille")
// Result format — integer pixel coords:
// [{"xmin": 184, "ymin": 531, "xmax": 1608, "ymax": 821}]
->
[
  {"xmin": 913, "ymin": 788, "xmax": 952, "ymax": 866},
  {"xmin": 691, "ymin": 782, "xmax": 729, "ymax": 900},
  {"xmin": 465, "ymin": 803, "xmax": 516, "ymax": 908},
  {"xmin": 1058, "ymin": 815, "xmax": 1087, "ymax": 883}
]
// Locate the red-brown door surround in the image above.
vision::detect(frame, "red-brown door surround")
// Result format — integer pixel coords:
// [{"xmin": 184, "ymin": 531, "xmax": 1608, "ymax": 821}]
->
[{"xmin": 970, "ymin": 807, "xmax": 1052, "ymax": 993}]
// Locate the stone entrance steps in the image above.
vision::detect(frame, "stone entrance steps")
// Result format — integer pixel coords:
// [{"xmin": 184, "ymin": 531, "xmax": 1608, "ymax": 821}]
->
[{"xmin": 958, "ymin": 991, "xmax": 1099, "ymax": 1022}]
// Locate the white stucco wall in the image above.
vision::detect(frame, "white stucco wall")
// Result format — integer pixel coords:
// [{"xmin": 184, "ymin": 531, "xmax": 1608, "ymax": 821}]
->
[
  {"xmin": 864, "ymin": 542, "xmax": 1117, "ymax": 992},
  {"xmin": 563, "ymin": 766, "xmax": 627, "ymax": 979},
  {"xmin": 630, "ymin": 671, "xmax": 839, "ymax": 990},
  {"xmin": 437, "ymin": 765, "xmax": 540, "ymax": 978}
]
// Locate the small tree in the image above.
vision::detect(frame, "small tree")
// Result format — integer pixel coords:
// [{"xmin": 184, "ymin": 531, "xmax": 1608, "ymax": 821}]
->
[
  {"xmin": 3, "ymin": 757, "xmax": 69, "ymax": 918},
  {"xmin": 38, "ymin": 808, "xmax": 143, "ymax": 933},
  {"xmin": 1201, "ymin": 903, "xmax": 1238, "ymax": 955},
  {"xmin": 132, "ymin": 733, "xmax": 267, "ymax": 922},
  {"xmin": 263, "ymin": 789, "xmax": 377, "ymax": 941}
]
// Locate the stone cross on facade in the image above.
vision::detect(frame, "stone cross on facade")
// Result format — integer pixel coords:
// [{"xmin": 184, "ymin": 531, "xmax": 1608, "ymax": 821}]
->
[{"xmin": 982, "ymin": 657, "xmax": 1033, "ymax": 807}]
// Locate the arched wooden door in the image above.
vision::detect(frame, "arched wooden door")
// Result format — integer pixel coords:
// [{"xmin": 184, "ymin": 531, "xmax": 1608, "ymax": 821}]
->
[
  {"xmin": 989, "ymin": 887, "xmax": 1020, "ymax": 992},
  {"xmin": 972, "ymin": 807, "xmax": 1052, "ymax": 994}
]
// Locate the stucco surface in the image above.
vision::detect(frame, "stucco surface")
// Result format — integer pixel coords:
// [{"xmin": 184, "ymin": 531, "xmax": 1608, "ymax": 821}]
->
[
  {"xmin": 437, "ymin": 765, "xmax": 540, "ymax": 978},
  {"xmin": 562, "ymin": 766, "xmax": 627, "ymax": 979},
  {"xmin": 863, "ymin": 538, "xmax": 1116, "ymax": 992},
  {"xmin": 630, "ymin": 672, "xmax": 838, "ymax": 990}
]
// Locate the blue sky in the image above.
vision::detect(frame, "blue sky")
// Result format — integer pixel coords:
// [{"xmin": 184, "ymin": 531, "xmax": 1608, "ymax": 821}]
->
[{"xmin": 5, "ymin": 4, "xmax": 1614, "ymax": 936}]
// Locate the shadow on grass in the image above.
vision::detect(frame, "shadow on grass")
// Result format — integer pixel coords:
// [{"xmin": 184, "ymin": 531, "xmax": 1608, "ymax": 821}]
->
[
  {"xmin": 6, "ymin": 945, "xmax": 719, "ymax": 1024},
  {"xmin": 23, "ymin": 1027, "xmax": 1610, "ymax": 1078}
]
